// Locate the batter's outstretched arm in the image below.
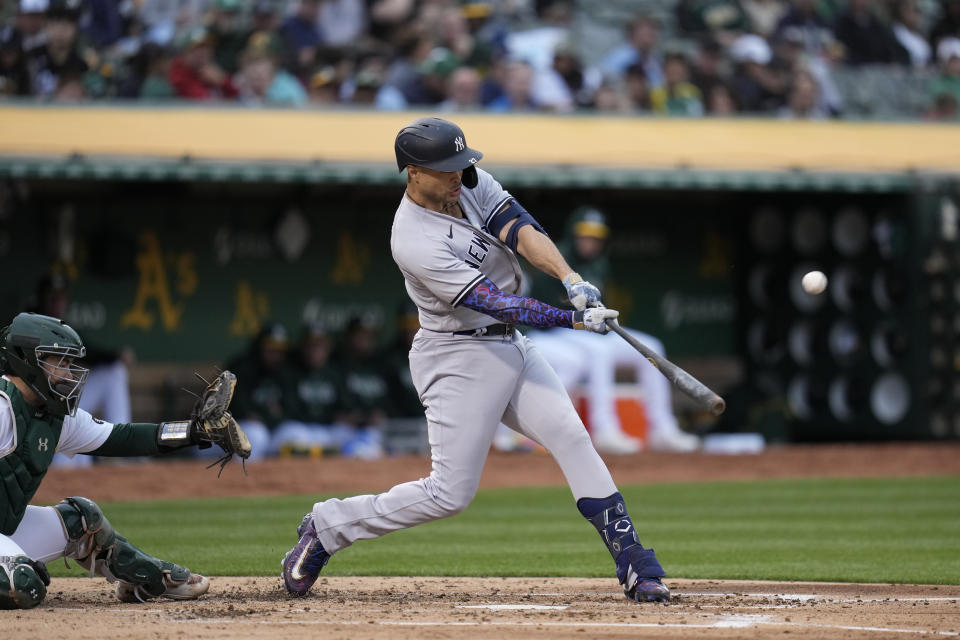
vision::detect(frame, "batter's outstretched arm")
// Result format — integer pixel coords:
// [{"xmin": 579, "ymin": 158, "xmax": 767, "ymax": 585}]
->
[
  {"xmin": 462, "ymin": 277, "xmax": 573, "ymax": 328},
  {"xmin": 460, "ymin": 278, "xmax": 620, "ymax": 333},
  {"xmin": 507, "ymin": 222, "xmax": 602, "ymax": 310},
  {"xmin": 493, "ymin": 205, "xmax": 600, "ymax": 309},
  {"xmin": 501, "ymin": 221, "xmax": 574, "ymax": 281},
  {"xmin": 460, "ymin": 277, "xmax": 615, "ymax": 335}
]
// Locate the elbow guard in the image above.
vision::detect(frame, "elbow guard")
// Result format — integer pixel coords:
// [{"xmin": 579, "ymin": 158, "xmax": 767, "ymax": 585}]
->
[
  {"xmin": 488, "ymin": 199, "xmax": 545, "ymax": 251},
  {"xmin": 504, "ymin": 211, "xmax": 546, "ymax": 251},
  {"xmin": 487, "ymin": 199, "xmax": 524, "ymax": 237}
]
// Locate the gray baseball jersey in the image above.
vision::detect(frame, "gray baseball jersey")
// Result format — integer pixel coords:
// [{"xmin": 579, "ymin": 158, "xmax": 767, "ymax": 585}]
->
[
  {"xmin": 390, "ymin": 167, "xmax": 523, "ymax": 333},
  {"xmin": 308, "ymin": 168, "xmax": 617, "ymax": 555}
]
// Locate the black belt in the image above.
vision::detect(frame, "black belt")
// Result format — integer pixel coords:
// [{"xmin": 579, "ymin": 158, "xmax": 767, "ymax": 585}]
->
[{"xmin": 453, "ymin": 324, "xmax": 514, "ymax": 337}]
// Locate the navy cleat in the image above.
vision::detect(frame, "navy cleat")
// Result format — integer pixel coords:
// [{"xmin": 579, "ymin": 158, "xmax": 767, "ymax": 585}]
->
[
  {"xmin": 626, "ymin": 576, "xmax": 671, "ymax": 603},
  {"xmin": 577, "ymin": 492, "xmax": 671, "ymax": 604},
  {"xmin": 281, "ymin": 513, "xmax": 329, "ymax": 596}
]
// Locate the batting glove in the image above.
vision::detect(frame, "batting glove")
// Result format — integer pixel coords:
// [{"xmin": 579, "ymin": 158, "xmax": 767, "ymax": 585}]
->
[
  {"xmin": 573, "ymin": 307, "xmax": 619, "ymax": 334},
  {"xmin": 562, "ymin": 272, "xmax": 602, "ymax": 310}
]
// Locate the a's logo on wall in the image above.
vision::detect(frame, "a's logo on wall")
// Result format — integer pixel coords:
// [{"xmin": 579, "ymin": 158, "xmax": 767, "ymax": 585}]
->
[
  {"xmin": 122, "ymin": 231, "xmax": 198, "ymax": 331},
  {"xmin": 229, "ymin": 280, "xmax": 270, "ymax": 337},
  {"xmin": 120, "ymin": 231, "xmax": 197, "ymax": 332},
  {"xmin": 37, "ymin": 437, "xmax": 48, "ymax": 452},
  {"xmin": 330, "ymin": 231, "xmax": 371, "ymax": 285},
  {"xmin": 454, "ymin": 136, "xmax": 464, "ymax": 152}
]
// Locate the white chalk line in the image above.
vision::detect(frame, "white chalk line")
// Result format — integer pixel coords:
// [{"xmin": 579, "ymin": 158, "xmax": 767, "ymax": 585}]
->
[
  {"xmin": 712, "ymin": 614, "xmax": 773, "ymax": 628},
  {"xmin": 520, "ymin": 591, "xmax": 960, "ymax": 604},
  {"xmin": 683, "ymin": 593, "xmax": 960, "ymax": 604},
  {"xmin": 169, "ymin": 616, "xmax": 960, "ymax": 636},
  {"xmin": 456, "ymin": 604, "xmax": 569, "ymax": 610},
  {"xmin": 55, "ymin": 607, "xmax": 165, "ymax": 613}
]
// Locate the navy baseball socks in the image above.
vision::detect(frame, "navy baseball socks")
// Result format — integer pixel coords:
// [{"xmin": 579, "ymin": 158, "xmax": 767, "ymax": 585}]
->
[
  {"xmin": 280, "ymin": 498, "xmax": 667, "ymax": 601},
  {"xmin": 577, "ymin": 492, "xmax": 671, "ymax": 603},
  {"xmin": 282, "ymin": 513, "xmax": 330, "ymax": 596}
]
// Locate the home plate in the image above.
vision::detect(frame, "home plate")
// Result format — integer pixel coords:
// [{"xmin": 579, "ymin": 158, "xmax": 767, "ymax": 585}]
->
[{"xmin": 457, "ymin": 604, "xmax": 570, "ymax": 611}]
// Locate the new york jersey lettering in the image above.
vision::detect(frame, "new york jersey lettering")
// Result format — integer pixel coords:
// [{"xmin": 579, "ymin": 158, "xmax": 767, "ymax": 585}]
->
[{"xmin": 465, "ymin": 231, "xmax": 491, "ymax": 268}]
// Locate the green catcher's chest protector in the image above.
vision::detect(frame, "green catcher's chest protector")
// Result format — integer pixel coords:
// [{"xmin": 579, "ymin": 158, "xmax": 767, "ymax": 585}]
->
[{"xmin": 0, "ymin": 378, "xmax": 63, "ymax": 535}]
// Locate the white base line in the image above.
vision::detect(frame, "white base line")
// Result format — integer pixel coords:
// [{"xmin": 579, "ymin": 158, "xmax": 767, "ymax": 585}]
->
[
  {"xmin": 55, "ymin": 608, "xmax": 166, "ymax": 613},
  {"xmin": 456, "ymin": 604, "xmax": 569, "ymax": 610},
  {"xmin": 683, "ymin": 593, "xmax": 960, "ymax": 603},
  {"xmin": 169, "ymin": 617, "xmax": 960, "ymax": 636}
]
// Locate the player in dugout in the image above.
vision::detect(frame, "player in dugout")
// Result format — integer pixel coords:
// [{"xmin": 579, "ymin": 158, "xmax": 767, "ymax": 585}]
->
[
  {"xmin": 0, "ymin": 312, "xmax": 246, "ymax": 608},
  {"xmin": 526, "ymin": 206, "xmax": 700, "ymax": 454},
  {"xmin": 281, "ymin": 117, "xmax": 672, "ymax": 604}
]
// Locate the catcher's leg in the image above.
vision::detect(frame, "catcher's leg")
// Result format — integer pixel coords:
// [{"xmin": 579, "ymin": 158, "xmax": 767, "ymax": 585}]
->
[
  {"xmin": 0, "ymin": 533, "xmax": 50, "ymax": 610},
  {"xmin": 0, "ymin": 555, "xmax": 50, "ymax": 609},
  {"xmin": 53, "ymin": 496, "xmax": 209, "ymax": 603}
]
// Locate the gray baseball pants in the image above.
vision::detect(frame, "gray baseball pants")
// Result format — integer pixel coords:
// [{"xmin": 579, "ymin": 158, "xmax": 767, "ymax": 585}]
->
[{"xmin": 311, "ymin": 330, "xmax": 618, "ymax": 553}]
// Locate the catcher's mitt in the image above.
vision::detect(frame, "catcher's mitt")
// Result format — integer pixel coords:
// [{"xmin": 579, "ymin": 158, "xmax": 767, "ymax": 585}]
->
[{"xmin": 190, "ymin": 370, "xmax": 252, "ymax": 474}]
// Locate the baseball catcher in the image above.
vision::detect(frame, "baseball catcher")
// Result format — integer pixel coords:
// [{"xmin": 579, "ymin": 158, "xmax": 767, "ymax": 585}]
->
[{"xmin": 0, "ymin": 312, "xmax": 251, "ymax": 608}]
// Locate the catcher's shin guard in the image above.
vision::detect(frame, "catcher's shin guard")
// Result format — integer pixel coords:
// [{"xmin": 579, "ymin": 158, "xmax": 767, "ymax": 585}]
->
[
  {"xmin": 54, "ymin": 496, "xmax": 203, "ymax": 601},
  {"xmin": 282, "ymin": 513, "xmax": 329, "ymax": 596},
  {"xmin": 0, "ymin": 555, "xmax": 50, "ymax": 609},
  {"xmin": 577, "ymin": 493, "xmax": 670, "ymax": 603},
  {"xmin": 116, "ymin": 569, "xmax": 210, "ymax": 603}
]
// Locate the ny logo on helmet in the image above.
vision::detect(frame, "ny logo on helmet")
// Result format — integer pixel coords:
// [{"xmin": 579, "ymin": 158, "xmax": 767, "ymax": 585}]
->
[
  {"xmin": 454, "ymin": 136, "xmax": 464, "ymax": 152},
  {"xmin": 38, "ymin": 437, "xmax": 49, "ymax": 452}
]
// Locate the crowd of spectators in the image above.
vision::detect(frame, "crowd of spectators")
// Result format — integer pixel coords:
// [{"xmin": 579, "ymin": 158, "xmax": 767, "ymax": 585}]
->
[{"xmin": 1, "ymin": 0, "xmax": 959, "ymax": 119}]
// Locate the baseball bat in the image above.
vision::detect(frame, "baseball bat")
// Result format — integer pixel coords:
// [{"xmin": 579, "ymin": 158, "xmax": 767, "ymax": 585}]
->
[{"xmin": 607, "ymin": 319, "xmax": 726, "ymax": 416}]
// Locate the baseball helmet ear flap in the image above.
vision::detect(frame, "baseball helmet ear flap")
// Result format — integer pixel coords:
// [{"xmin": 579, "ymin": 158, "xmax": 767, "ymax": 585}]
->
[{"xmin": 462, "ymin": 165, "xmax": 478, "ymax": 189}]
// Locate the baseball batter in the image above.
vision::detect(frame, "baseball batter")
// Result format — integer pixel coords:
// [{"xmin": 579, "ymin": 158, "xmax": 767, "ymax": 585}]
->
[
  {"xmin": 0, "ymin": 312, "xmax": 246, "ymax": 608},
  {"xmin": 282, "ymin": 117, "xmax": 670, "ymax": 604}
]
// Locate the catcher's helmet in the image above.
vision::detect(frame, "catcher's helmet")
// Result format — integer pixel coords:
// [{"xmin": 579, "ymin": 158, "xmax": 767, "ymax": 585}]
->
[
  {"xmin": 0, "ymin": 312, "xmax": 88, "ymax": 417},
  {"xmin": 394, "ymin": 117, "xmax": 483, "ymax": 188}
]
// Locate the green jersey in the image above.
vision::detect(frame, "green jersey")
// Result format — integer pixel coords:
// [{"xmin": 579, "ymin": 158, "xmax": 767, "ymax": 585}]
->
[
  {"xmin": 288, "ymin": 364, "xmax": 344, "ymax": 425},
  {"xmin": 0, "ymin": 378, "xmax": 66, "ymax": 534}
]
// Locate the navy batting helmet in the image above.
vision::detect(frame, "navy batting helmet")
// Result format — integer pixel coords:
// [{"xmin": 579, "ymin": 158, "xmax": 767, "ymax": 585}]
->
[{"xmin": 394, "ymin": 117, "xmax": 483, "ymax": 188}]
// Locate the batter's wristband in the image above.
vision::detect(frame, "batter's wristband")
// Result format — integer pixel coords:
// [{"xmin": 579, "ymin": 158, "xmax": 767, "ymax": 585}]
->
[{"xmin": 572, "ymin": 310, "xmax": 585, "ymax": 330}]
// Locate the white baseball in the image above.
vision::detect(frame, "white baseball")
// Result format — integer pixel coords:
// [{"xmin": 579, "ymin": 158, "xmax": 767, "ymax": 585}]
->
[{"xmin": 802, "ymin": 270, "xmax": 828, "ymax": 295}]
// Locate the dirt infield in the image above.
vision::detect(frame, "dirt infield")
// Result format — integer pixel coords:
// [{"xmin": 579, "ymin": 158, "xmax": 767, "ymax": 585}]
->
[
  {"xmin": 22, "ymin": 442, "xmax": 960, "ymax": 639},
  {"xmin": 15, "ymin": 577, "xmax": 960, "ymax": 639}
]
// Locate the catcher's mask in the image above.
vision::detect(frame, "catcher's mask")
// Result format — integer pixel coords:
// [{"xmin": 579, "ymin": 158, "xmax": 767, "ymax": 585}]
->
[
  {"xmin": 394, "ymin": 117, "xmax": 483, "ymax": 188},
  {"xmin": 0, "ymin": 312, "xmax": 88, "ymax": 417}
]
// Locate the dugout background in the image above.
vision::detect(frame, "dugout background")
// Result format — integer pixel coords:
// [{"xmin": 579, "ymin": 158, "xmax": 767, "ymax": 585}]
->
[{"xmin": 0, "ymin": 109, "xmax": 957, "ymax": 443}]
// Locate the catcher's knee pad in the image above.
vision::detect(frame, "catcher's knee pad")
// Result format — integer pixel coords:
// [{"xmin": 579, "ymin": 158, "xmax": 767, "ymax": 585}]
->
[
  {"xmin": 54, "ymin": 496, "xmax": 189, "ymax": 599},
  {"xmin": 577, "ymin": 492, "xmax": 664, "ymax": 586},
  {"xmin": 0, "ymin": 556, "xmax": 50, "ymax": 609},
  {"xmin": 55, "ymin": 496, "xmax": 116, "ymax": 561}
]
